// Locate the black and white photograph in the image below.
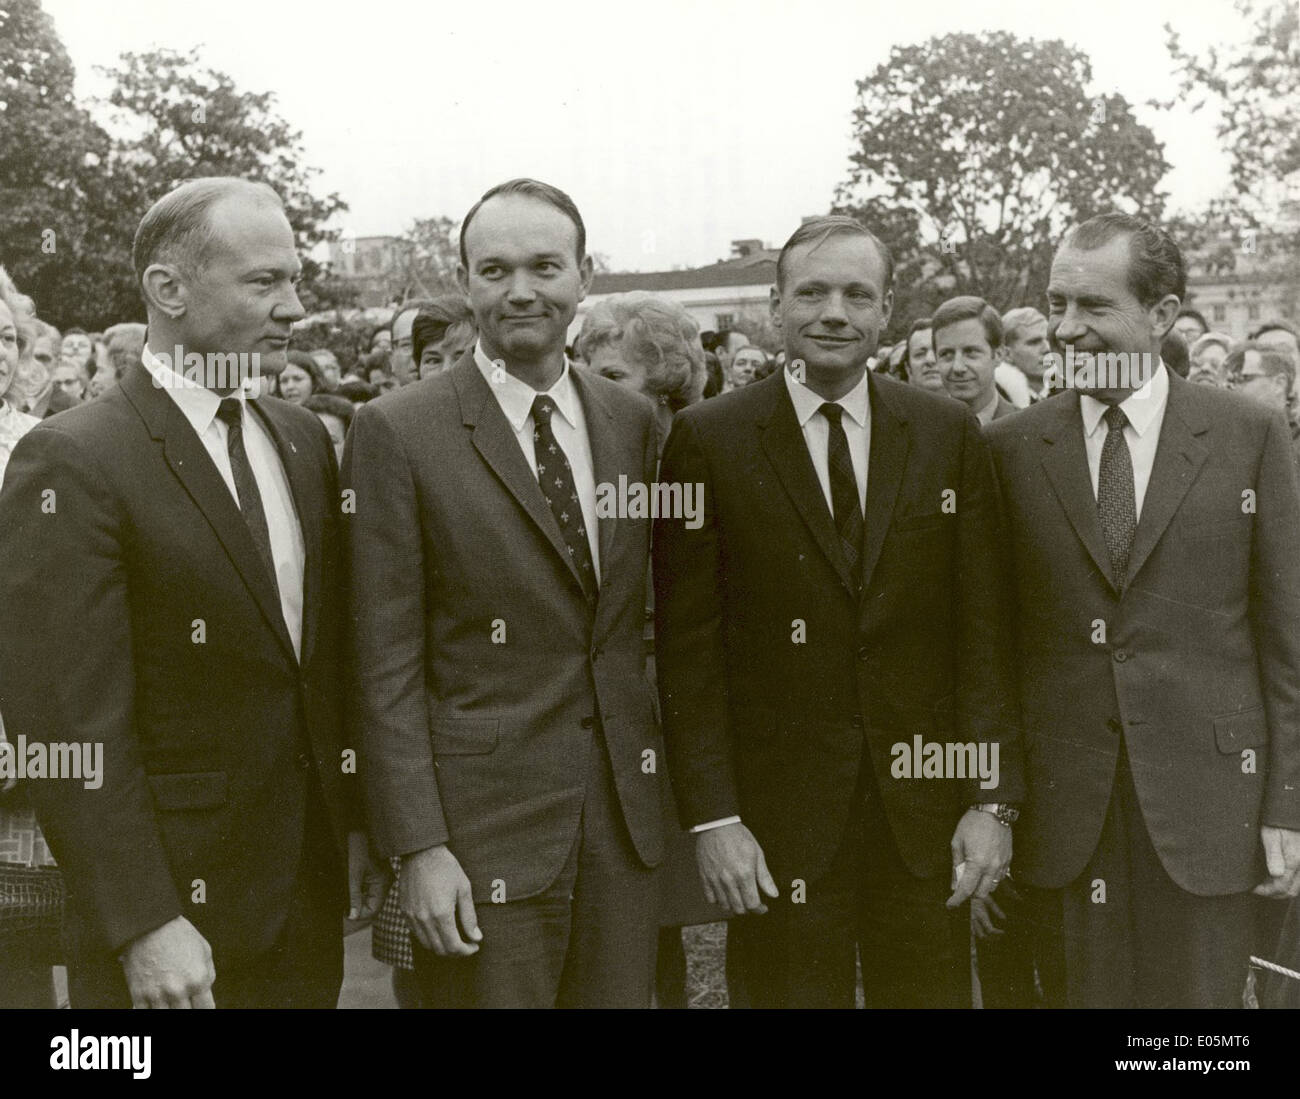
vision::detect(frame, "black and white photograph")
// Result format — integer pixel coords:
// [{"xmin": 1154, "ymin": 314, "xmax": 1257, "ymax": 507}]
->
[{"xmin": 0, "ymin": 0, "xmax": 1297, "ymax": 1077}]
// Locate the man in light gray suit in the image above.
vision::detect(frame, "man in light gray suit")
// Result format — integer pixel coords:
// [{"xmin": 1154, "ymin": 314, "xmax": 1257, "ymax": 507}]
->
[{"xmin": 344, "ymin": 179, "xmax": 665, "ymax": 1008}]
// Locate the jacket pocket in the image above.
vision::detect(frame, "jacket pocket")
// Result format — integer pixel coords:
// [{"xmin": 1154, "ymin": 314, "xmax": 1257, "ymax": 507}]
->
[
  {"xmin": 147, "ymin": 771, "xmax": 228, "ymax": 810},
  {"xmin": 429, "ymin": 717, "xmax": 500, "ymax": 756},
  {"xmin": 1214, "ymin": 706, "xmax": 1266, "ymax": 753}
]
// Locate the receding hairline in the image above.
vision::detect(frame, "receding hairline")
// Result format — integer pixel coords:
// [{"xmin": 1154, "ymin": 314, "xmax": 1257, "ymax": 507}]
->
[
  {"xmin": 459, "ymin": 192, "xmax": 583, "ymax": 264},
  {"xmin": 777, "ymin": 223, "xmax": 891, "ymax": 293}
]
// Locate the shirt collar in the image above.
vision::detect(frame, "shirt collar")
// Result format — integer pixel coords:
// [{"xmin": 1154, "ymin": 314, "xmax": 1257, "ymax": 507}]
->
[
  {"xmin": 1080, "ymin": 360, "xmax": 1169, "ymax": 439},
  {"xmin": 975, "ymin": 390, "xmax": 1000, "ymax": 425},
  {"xmin": 143, "ymin": 344, "xmax": 249, "ymax": 438},
  {"xmin": 783, "ymin": 365, "xmax": 871, "ymax": 429},
  {"xmin": 473, "ymin": 341, "xmax": 579, "ymax": 432}
]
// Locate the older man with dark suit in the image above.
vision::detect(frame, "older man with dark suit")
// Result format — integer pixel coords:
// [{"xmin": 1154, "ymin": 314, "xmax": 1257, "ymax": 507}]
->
[
  {"xmin": 0, "ymin": 178, "xmax": 363, "ymax": 1008},
  {"xmin": 344, "ymin": 179, "xmax": 664, "ymax": 1008},
  {"xmin": 986, "ymin": 212, "xmax": 1300, "ymax": 1008},
  {"xmin": 653, "ymin": 215, "xmax": 1023, "ymax": 1008}
]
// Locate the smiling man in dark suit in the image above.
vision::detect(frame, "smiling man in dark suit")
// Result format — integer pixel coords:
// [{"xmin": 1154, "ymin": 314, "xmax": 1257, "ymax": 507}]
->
[
  {"xmin": 653, "ymin": 215, "xmax": 1022, "ymax": 1008},
  {"xmin": 345, "ymin": 179, "xmax": 665, "ymax": 1008},
  {"xmin": 0, "ymin": 178, "xmax": 364, "ymax": 1008},
  {"xmin": 986, "ymin": 212, "xmax": 1300, "ymax": 1007}
]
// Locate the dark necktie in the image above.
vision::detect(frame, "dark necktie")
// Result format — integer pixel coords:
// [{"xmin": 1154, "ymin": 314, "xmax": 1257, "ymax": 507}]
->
[
  {"xmin": 216, "ymin": 397, "xmax": 278, "ymax": 593},
  {"xmin": 531, "ymin": 396, "xmax": 597, "ymax": 602},
  {"xmin": 821, "ymin": 402, "xmax": 863, "ymax": 584},
  {"xmin": 1098, "ymin": 404, "xmax": 1136, "ymax": 589}
]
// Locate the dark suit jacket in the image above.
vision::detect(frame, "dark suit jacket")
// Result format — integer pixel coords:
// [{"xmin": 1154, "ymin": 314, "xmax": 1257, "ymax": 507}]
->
[
  {"xmin": 652, "ymin": 370, "xmax": 1022, "ymax": 886},
  {"xmin": 989, "ymin": 395, "xmax": 1018, "ymax": 423},
  {"xmin": 0, "ymin": 363, "xmax": 354, "ymax": 970},
  {"xmin": 986, "ymin": 372, "xmax": 1300, "ymax": 894},
  {"xmin": 343, "ymin": 353, "xmax": 664, "ymax": 902}
]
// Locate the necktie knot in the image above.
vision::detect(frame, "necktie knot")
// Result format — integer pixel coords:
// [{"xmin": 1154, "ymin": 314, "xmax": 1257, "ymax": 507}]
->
[
  {"xmin": 532, "ymin": 396, "xmax": 556, "ymax": 426},
  {"xmin": 217, "ymin": 397, "xmax": 243, "ymax": 429},
  {"xmin": 1104, "ymin": 404, "xmax": 1128, "ymax": 433},
  {"xmin": 820, "ymin": 402, "xmax": 845, "ymax": 427}
]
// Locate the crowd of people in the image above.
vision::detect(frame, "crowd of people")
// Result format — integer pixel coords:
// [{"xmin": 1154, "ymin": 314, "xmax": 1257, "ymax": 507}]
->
[{"xmin": 1, "ymin": 173, "xmax": 1299, "ymax": 1012}]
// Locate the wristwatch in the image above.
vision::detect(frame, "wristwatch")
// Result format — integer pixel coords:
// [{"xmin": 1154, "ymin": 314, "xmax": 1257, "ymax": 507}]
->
[{"xmin": 971, "ymin": 803, "xmax": 1020, "ymax": 827}]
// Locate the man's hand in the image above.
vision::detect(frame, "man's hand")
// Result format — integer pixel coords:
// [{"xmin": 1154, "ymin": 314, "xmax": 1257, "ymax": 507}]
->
[
  {"xmin": 347, "ymin": 830, "xmax": 385, "ymax": 923},
  {"xmin": 120, "ymin": 916, "xmax": 215, "ymax": 1008},
  {"xmin": 948, "ymin": 809, "xmax": 1012, "ymax": 907},
  {"xmin": 695, "ymin": 822, "xmax": 778, "ymax": 916},
  {"xmin": 1255, "ymin": 826, "xmax": 1300, "ymax": 898},
  {"xmin": 400, "ymin": 844, "xmax": 482, "ymax": 956}
]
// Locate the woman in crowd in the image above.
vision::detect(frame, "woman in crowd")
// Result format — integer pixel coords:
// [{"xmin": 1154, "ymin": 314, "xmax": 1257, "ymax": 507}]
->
[
  {"xmin": 411, "ymin": 294, "xmax": 476, "ymax": 379},
  {"xmin": 302, "ymin": 393, "xmax": 354, "ymax": 466},
  {"xmin": 0, "ymin": 266, "xmax": 57, "ymax": 1008},
  {"xmin": 578, "ymin": 292, "xmax": 706, "ymax": 447},
  {"xmin": 278, "ymin": 350, "xmax": 323, "ymax": 405}
]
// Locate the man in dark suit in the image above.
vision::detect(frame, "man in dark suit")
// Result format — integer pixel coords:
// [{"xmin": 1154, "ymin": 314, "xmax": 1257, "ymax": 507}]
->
[
  {"xmin": 652, "ymin": 215, "xmax": 1023, "ymax": 1008},
  {"xmin": 345, "ymin": 178, "xmax": 665, "ymax": 1008},
  {"xmin": 0, "ymin": 178, "xmax": 363, "ymax": 1008},
  {"xmin": 934, "ymin": 295, "xmax": 1017, "ymax": 425},
  {"xmin": 986, "ymin": 212, "xmax": 1300, "ymax": 1008}
]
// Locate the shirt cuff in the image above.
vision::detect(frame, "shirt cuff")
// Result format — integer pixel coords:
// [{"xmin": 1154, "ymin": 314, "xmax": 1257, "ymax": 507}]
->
[{"xmin": 690, "ymin": 816, "xmax": 741, "ymax": 833}]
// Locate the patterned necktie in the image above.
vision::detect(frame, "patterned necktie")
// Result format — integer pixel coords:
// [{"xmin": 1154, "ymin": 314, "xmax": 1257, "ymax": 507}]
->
[
  {"xmin": 531, "ymin": 396, "xmax": 597, "ymax": 602},
  {"xmin": 820, "ymin": 402, "xmax": 863, "ymax": 584},
  {"xmin": 216, "ymin": 397, "xmax": 278, "ymax": 593},
  {"xmin": 1098, "ymin": 404, "xmax": 1136, "ymax": 589}
]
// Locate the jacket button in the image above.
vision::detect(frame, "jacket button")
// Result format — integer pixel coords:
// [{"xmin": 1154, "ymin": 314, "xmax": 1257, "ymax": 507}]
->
[
  {"xmin": 580, "ymin": 716, "xmax": 596, "ymax": 729},
  {"xmin": 1113, "ymin": 649, "xmax": 1129, "ymax": 663},
  {"xmin": 1107, "ymin": 717, "xmax": 1123, "ymax": 734},
  {"xmin": 857, "ymin": 646, "xmax": 870, "ymax": 661},
  {"xmin": 295, "ymin": 753, "xmax": 312, "ymax": 772},
  {"xmin": 850, "ymin": 714, "xmax": 864, "ymax": 729}
]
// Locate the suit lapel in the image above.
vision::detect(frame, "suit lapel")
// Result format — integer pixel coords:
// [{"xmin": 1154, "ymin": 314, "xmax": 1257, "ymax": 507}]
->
[
  {"xmin": 571, "ymin": 368, "xmax": 622, "ymax": 577},
  {"xmin": 859, "ymin": 373, "xmax": 909, "ymax": 601},
  {"xmin": 249, "ymin": 398, "xmax": 320, "ymax": 667},
  {"xmin": 1124, "ymin": 373, "xmax": 1209, "ymax": 586},
  {"xmin": 1038, "ymin": 390, "xmax": 1117, "ymax": 592},
  {"xmin": 758, "ymin": 375, "xmax": 856, "ymax": 597},
  {"xmin": 453, "ymin": 353, "xmax": 587, "ymax": 595},
  {"xmin": 119, "ymin": 365, "xmax": 297, "ymax": 662}
]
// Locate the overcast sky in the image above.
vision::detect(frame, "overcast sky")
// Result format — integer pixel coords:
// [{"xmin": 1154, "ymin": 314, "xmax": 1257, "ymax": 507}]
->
[{"xmin": 44, "ymin": 0, "xmax": 1244, "ymax": 271}]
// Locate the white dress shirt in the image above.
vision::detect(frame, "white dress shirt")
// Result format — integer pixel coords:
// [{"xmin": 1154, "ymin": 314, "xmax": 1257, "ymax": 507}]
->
[
  {"xmin": 974, "ymin": 390, "xmax": 1002, "ymax": 426},
  {"xmin": 692, "ymin": 366, "xmax": 873, "ymax": 836},
  {"xmin": 144, "ymin": 347, "xmax": 306, "ymax": 659},
  {"xmin": 782, "ymin": 365, "xmax": 871, "ymax": 516},
  {"xmin": 1079, "ymin": 361, "xmax": 1169, "ymax": 522},
  {"xmin": 474, "ymin": 342, "xmax": 601, "ymax": 581}
]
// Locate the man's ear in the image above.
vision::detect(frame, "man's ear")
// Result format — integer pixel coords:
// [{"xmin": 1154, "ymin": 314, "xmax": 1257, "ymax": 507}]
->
[
  {"xmin": 142, "ymin": 263, "xmax": 187, "ymax": 319},
  {"xmin": 455, "ymin": 263, "xmax": 470, "ymax": 299},
  {"xmin": 1150, "ymin": 294, "xmax": 1181, "ymax": 341},
  {"xmin": 577, "ymin": 254, "xmax": 595, "ymax": 301},
  {"xmin": 769, "ymin": 285, "xmax": 783, "ymax": 330},
  {"xmin": 880, "ymin": 287, "xmax": 894, "ymax": 330}
]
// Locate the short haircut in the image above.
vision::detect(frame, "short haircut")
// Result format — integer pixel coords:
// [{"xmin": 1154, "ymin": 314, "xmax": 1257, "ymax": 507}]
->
[
  {"xmin": 931, "ymin": 295, "xmax": 1004, "ymax": 350},
  {"xmin": 907, "ymin": 317, "xmax": 933, "ymax": 341},
  {"xmin": 303, "ymin": 393, "xmax": 355, "ymax": 432},
  {"xmin": 1177, "ymin": 307, "xmax": 1209, "ymax": 332},
  {"xmin": 577, "ymin": 292, "xmax": 706, "ymax": 412},
  {"xmin": 284, "ymin": 349, "xmax": 324, "ymax": 391},
  {"xmin": 1190, "ymin": 332, "xmax": 1232, "ymax": 361},
  {"xmin": 411, "ymin": 294, "xmax": 477, "ymax": 364},
  {"xmin": 63, "ymin": 326, "xmax": 87, "ymax": 338},
  {"xmin": 1249, "ymin": 318, "xmax": 1299, "ymax": 343},
  {"xmin": 459, "ymin": 178, "xmax": 586, "ymax": 268},
  {"xmin": 776, "ymin": 215, "xmax": 893, "ymax": 293},
  {"xmin": 1161, "ymin": 329, "xmax": 1190, "ymax": 378},
  {"xmin": 1061, "ymin": 212, "xmax": 1186, "ymax": 307},
  {"xmin": 1001, "ymin": 306, "xmax": 1047, "ymax": 345},
  {"xmin": 133, "ymin": 177, "xmax": 284, "ymax": 286},
  {"xmin": 1226, "ymin": 342, "xmax": 1296, "ymax": 390}
]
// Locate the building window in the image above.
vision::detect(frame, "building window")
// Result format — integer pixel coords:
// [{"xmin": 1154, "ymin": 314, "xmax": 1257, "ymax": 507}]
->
[
  {"xmin": 715, "ymin": 313, "xmax": 735, "ymax": 330},
  {"xmin": 1213, "ymin": 304, "xmax": 1226, "ymax": 323}
]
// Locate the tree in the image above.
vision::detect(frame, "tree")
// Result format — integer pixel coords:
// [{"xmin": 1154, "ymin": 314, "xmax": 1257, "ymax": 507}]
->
[
  {"xmin": 1160, "ymin": 0, "xmax": 1298, "ymax": 200},
  {"xmin": 96, "ymin": 47, "xmax": 348, "ymax": 310},
  {"xmin": 833, "ymin": 31, "xmax": 1170, "ymax": 331},
  {"xmin": 0, "ymin": 0, "xmax": 140, "ymax": 329}
]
